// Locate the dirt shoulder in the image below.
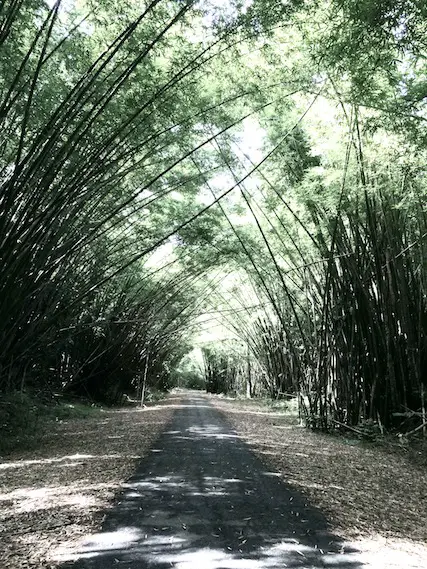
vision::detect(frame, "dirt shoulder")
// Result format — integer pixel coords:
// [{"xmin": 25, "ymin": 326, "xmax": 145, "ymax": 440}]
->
[
  {"xmin": 0, "ymin": 394, "xmax": 181, "ymax": 568},
  {"xmin": 211, "ymin": 395, "xmax": 427, "ymax": 566}
]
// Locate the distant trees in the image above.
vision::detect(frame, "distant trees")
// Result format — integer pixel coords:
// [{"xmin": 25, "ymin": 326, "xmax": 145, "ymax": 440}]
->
[
  {"xmin": 0, "ymin": 0, "xmax": 243, "ymax": 403},
  {"xmin": 1, "ymin": 0, "xmax": 426, "ymax": 435},
  {"xmin": 206, "ymin": 0, "xmax": 427, "ymax": 431}
]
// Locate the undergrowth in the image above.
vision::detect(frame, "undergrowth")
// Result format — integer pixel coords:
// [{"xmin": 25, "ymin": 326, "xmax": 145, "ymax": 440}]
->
[{"xmin": 0, "ymin": 391, "xmax": 102, "ymax": 455}]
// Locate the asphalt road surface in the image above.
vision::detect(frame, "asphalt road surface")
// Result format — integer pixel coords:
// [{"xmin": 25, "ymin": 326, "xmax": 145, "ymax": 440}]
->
[{"xmin": 59, "ymin": 394, "xmax": 363, "ymax": 569}]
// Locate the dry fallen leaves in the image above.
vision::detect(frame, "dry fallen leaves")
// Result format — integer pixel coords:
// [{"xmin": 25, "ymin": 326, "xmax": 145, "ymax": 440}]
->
[
  {"xmin": 211, "ymin": 395, "xmax": 427, "ymax": 563},
  {"xmin": 2, "ymin": 391, "xmax": 426, "ymax": 568},
  {"xmin": 0, "ymin": 394, "xmax": 181, "ymax": 569}
]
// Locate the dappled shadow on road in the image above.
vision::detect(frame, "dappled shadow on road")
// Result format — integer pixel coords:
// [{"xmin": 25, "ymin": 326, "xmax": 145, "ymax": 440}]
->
[{"xmin": 54, "ymin": 396, "xmax": 363, "ymax": 569}]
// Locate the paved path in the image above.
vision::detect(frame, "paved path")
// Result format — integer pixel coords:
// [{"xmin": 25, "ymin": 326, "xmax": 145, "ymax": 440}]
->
[{"xmin": 59, "ymin": 394, "xmax": 362, "ymax": 568}]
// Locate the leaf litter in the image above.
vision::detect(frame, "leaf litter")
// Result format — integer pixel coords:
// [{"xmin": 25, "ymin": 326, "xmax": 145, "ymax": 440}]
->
[
  {"xmin": 0, "ymin": 394, "xmax": 181, "ymax": 568},
  {"xmin": 2, "ymin": 391, "xmax": 426, "ymax": 568},
  {"xmin": 211, "ymin": 395, "xmax": 427, "ymax": 568}
]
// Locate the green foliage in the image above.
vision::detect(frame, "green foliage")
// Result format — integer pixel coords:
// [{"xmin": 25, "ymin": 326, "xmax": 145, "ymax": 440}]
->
[
  {"xmin": 0, "ymin": 392, "xmax": 41, "ymax": 452},
  {"xmin": 0, "ymin": 391, "xmax": 101, "ymax": 454},
  {"xmin": 170, "ymin": 349, "xmax": 205, "ymax": 389},
  {"xmin": 202, "ymin": 344, "xmax": 244, "ymax": 395},
  {"xmin": 178, "ymin": 370, "xmax": 206, "ymax": 390},
  {"xmin": 1, "ymin": 0, "xmax": 427, "ymax": 439},
  {"xmin": 0, "ymin": 0, "xmax": 245, "ymax": 409}
]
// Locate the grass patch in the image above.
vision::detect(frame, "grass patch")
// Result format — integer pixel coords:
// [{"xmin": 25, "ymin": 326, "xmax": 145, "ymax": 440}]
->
[
  {"xmin": 144, "ymin": 388, "xmax": 169, "ymax": 403},
  {"xmin": 216, "ymin": 393, "xmax": 301, "ymax": 422},
  {"xmin": 263, "ymin": 396, "xmax": 300, "ymax": 414},
  {"xmin": 0, "ymin": 391, "xmax": 102, "ymax": 455},
  {"xmin": 46, "ymin": 400, "xmax": 102, "ymax": 420}
]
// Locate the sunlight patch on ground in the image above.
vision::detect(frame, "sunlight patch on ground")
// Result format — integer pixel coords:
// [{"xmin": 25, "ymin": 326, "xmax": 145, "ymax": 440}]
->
[
  {"xmin": 166, "ymin": 423, "xmax": 241, "ymax": 440},
  {"xmin": 0, "ymin": 482, "xmax": 116, "ymax": 514},
  {"xmin": 186, "ymin": 424, "xmax": 239, "ymax": 439},
  {"xmin": 53, "ymin": 531, "xmax": 360, "ymax": 568},
  {"xmin": 0, "ymin": 454, "xmax": 98, "ymax": 469},
  {"xmin": 142, "ymin": 403, "xmax": 212, "ymax": 411},
  {"xmin": 216, "ymin": 407, "xmax": 297, "ymax": 418},
  {"xmin": 148, "ymin": 546, "xmax": 266, "ymax": 569},
  {"xmin": 261, "ymin": 471, "xmax": 281, "ymax": 478},
  {"xmin": 53, "ymin": 530, "xmax": 427, "ymax": 569},
  {"xmin": 122, "ymin": 474, "xmax": 246, "ymax": 500},
  {"xmin": 347, "ymin": 537, "xmax": 427, "ymax": 569},
  {"xmin": 54, "ymin": 526, "xmax": 149, "ymax": 561}
]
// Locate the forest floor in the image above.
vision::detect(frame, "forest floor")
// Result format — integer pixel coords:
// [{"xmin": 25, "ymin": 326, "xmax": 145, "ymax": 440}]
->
[
  {"xmin": 1, "ymin": 390, "xmax": 427, "ymax": 568},
  {"xmin": 0, "ymin": 392, "xmax": 181, "ymax": 568},
  {"xmin": 50, "ymin": 391, "xmax": 360, "ymax": 569},
  {"xmin": 211, "ymin": 394, "xmax": 427, "ymax": 568}
]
